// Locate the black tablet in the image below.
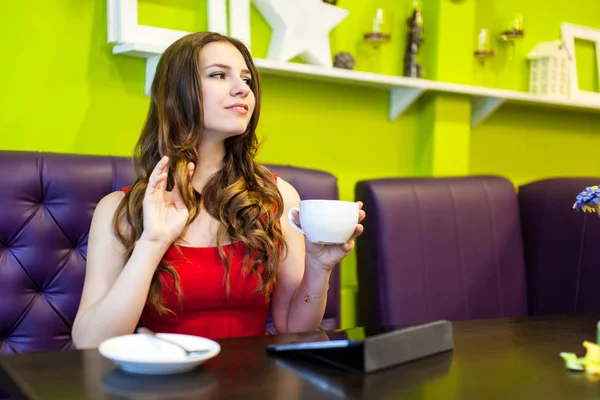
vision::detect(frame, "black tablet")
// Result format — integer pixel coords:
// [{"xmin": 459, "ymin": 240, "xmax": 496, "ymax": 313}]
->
[{"xmin": 267, "ymin": 320, "xmax": 453, "ymax": 373}]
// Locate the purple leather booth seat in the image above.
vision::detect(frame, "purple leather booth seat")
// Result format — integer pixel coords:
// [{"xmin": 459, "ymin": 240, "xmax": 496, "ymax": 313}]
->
[
  {"xmin": 0, "ymin": 151, "xmax": 340, "ymax": 395},
  {"xmin": 519, "ymin": 178, "xmax": 600, "ymax": 316},
  {"xmin": 355, "ymin": 176, "xmax": 529, "ymax": 327}
]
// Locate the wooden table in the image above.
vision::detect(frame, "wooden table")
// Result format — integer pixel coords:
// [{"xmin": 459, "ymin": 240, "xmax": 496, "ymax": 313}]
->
[{"xmin": 1, "ymin": 313, "xmax": 600, "ymax": 399}]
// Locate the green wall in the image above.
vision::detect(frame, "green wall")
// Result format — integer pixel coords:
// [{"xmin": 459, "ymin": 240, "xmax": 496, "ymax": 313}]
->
[
  {"xmin": 471, "ymin": 0, "xmax": 600, "ymax": 186},
  {"xmin": 1, "ymin": 0, "xmax": 599, "ymax": 328}
]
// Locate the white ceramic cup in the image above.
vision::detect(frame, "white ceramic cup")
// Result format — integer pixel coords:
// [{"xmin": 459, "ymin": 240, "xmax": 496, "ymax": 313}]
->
[{"xmin": 287, "ymin": 200, "xmax": 359, "ymax": 244}]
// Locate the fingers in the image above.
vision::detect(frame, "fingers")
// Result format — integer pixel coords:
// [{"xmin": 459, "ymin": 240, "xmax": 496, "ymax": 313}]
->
[
  {"xmin": 168, "ymin": 162, "xmax": 194, "ymax": 210},
  {"xmin": 147, "ymin": 158, "xmax": 193, "ymax": 195},
  {"xmin": 349, "ymin": 224, "xmax": 364, "ymax": 240},
  {"xmin": 356, "ymin": 201, "xmax": 366, "ymax": 223},
  {"xmin": 341, "ymin": 239, "xmax": 355, "ymax": 253},
  {"xmin": 155, "ymin": 172, "xmax": 168, "ymax": 191},
  {"xmin": 147, "ymin": 156, "xmax": 169, "ymax": 193},
  {"xmin": 358, "ymin": 210, "xmax": 366, "ymax": 223},
  {"xmin": 292, "ymin": 209, "xmax": 301, "ymax": 227},
  {"xmin": 339, "ymin": 224, "xmax": 364, "ymax": 253}
]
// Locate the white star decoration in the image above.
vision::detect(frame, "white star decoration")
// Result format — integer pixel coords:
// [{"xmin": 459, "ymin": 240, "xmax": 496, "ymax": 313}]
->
[{"xmin": 252, "ymin": 0, "xmax": 350, "ymax": 68}]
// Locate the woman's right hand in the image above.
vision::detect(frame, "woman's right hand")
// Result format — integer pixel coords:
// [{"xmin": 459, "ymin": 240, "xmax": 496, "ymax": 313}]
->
[{"xmin": 140, "ymin": 156, "xmax": 195, "ymax": 246}]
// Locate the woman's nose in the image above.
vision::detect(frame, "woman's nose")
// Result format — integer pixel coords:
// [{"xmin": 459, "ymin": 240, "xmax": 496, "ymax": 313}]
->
[{"xmin": 231, "ymin": 77, "xmax": 250, "ymax": 97}]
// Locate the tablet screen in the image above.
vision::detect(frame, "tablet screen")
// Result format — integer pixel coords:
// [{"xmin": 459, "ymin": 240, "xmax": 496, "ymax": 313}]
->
[{"xmin": 267, "ymin": 324, "xmax": 418, "ymax": 352}]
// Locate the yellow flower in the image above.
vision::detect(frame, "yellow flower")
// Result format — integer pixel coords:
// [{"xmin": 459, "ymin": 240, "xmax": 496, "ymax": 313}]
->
[{"xmin": 583, "ymin": 341, "xmax": 600, "ymax": 362}]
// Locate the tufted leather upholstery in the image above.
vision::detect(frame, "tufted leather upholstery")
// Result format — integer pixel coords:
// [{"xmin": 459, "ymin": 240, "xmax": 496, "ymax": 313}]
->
[
  {"xmin": 0, "ymin": 152, "xmax": 136, "ymax": 356},
  {"xmin": 519, "ymin": 178, "xmax": 600, "ymax": 316},
  {"xmin": 0, "ymin": 151, "xmax": 340, "ymax": 397},
  {"xmin": 355, "ymin": 176, "xmax": 529, "ymax": 327}
]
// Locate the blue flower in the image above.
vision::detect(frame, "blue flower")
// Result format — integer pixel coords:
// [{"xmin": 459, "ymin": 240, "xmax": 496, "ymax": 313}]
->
[{"xmin": 573, "ymin": 185, "xmax": 600, "ymax": 212}]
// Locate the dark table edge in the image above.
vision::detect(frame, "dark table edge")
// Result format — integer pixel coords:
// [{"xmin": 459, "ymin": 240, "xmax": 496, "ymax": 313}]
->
[
  {"xmin": 0, "ymin": 358, "xmax": 37, "ymax": 400},
  {"xmin": 2, "ymin": 314, "xmax": 600, "ymax": 400}
]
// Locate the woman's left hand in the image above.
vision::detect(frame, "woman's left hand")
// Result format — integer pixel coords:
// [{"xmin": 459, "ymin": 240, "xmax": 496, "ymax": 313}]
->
[{"xmin": 291, "ymin": 201, "xmax": 366, "ymax": 271}]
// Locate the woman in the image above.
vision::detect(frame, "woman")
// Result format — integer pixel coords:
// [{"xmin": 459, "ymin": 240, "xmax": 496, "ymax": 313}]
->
[{"xmin": 72, "ymin": 32, "xmax": 365, "ymax": 348}]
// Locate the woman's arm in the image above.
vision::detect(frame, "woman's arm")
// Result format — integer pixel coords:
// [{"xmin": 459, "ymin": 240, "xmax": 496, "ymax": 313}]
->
[
  {"xmin": 270, "ymin": 177, "xmax": 364, "ymax": 333},
  {"xmin": 71, "ymin": 191, "xmax": 170, "ymax": 349},
  {"xmin": 72, "ymin": 156, "xmax": 194, "ymax": 348},
  {"xmin": 270, "ymin": 178, "xmax": 330, "ymax": 333}
]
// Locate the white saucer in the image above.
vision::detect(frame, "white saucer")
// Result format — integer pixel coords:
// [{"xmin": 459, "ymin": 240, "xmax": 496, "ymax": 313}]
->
[{"xmin": 99, "ymin": 333, "xmax": 221, "ymax": 375}]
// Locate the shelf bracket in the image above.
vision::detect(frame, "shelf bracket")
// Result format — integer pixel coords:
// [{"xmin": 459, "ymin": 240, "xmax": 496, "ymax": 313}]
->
[
  {"xmin": 145, "ymin": 56, "xmax": 160, "ymax": 96},
  {"xmin": 389, "ymin": 87, "xmax": 425, "ymax": 121},
  {"xmin": 471, "ymin": 96, "xmax": 505, "ymax": 128}
]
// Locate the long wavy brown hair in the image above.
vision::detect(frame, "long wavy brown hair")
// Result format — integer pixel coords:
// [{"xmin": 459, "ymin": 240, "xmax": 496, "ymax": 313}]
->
[{"xmin": 113, "ymin": 32, "xmax": 285, "ymax": 315}]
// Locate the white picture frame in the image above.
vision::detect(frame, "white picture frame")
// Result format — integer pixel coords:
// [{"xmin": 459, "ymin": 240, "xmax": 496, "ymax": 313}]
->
[
  {"xmin": 107, "ymin": 0, "xmax": 252, "ymax": 94},
  {"xmin": 108, "ymin": 0, "xmax": 250, "ymax": 46},
  {"xmin": 561, "ymin": 23, "xmax": 600, "ymax": 103},
  {"xmin": 107, "ymin": 0, "xmax": 193, "ymax": 46}
]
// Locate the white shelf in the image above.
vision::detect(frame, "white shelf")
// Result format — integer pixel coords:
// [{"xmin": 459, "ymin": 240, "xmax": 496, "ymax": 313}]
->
[{"xmin": 112, "ymin": 42, "xmax": 600, "ymax": 127}]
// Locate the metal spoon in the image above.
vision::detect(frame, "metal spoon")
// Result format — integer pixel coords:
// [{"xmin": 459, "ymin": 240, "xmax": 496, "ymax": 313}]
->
[{"xmin": 137, "ymin": 327, "xmax": 210, "ymax": 356}]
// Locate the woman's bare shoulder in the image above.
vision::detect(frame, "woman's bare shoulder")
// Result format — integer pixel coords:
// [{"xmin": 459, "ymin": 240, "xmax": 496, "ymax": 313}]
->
[
  {"xmin": 95, "ymin": 190, "xmax": 126, "ymax": 214},
  {"xmin": 92, "ymin": 190, "xmax": 130, "ymax": 238}
]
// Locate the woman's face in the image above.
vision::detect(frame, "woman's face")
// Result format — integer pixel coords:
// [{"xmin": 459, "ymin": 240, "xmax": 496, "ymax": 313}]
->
[{"xmin": 198, "ymin": 42, "xmax": 256, "ymax": 141}]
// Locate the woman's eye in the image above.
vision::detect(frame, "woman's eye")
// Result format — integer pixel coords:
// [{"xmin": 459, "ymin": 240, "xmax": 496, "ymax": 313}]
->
[
  {"xmin": 210, "ymin": 72, "xmax": 226, "ymax": 79},
  {"xmin": 243, "ymin": 78, "xmax": 252, "ymax": 85}
]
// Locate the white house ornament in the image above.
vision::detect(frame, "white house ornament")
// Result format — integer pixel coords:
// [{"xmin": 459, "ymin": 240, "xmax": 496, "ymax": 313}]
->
[
  {"xmin": 527, "ymin": 40, "xmax": 571, "ymax": 99},
  {"xmin": 252, "ymin": 0, "xmax": 350, "ymax": 68}
]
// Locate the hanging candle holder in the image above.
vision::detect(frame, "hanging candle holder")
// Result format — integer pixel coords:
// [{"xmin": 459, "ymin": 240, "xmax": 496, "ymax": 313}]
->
[
  {"xmin": 362, "ymin": 7, "xmax": 392, "ymax": 73},
  {"xmin": 499, "ymin": 13, "xmax": 524, "ymax": 42},
  {"xmin": 474, "ymin": 28, "xmax": 494, "ymax": 65}
]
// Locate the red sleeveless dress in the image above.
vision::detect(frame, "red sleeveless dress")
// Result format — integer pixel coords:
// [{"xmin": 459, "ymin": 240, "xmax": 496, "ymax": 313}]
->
[{"xmin": 120, "ymin": 176, "xmax": 276, "ymax": 340}]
